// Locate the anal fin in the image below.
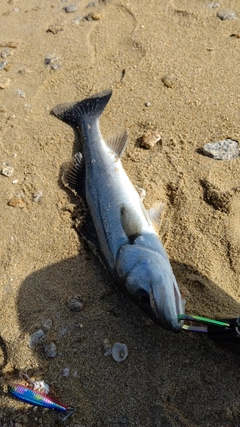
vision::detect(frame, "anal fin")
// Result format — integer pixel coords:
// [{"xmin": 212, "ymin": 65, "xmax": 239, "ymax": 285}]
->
[
  {"xmin": 80, "ymin": 214, "xmax": 99, "ymax": 246},
  {"xmin": 63, "ymin": 152, "xmax": 86, "ymax": 200}
]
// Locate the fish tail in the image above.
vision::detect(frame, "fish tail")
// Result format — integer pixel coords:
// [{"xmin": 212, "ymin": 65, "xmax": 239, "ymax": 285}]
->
[{"xmin": 51, "ymin": 89, "xmax": 112, "ymax": 128}]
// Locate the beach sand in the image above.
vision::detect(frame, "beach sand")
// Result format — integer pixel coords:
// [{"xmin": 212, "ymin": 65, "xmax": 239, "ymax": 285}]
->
[{"xmin": 1, "ymin": 0, "xmax": 240, "ymax": 425}]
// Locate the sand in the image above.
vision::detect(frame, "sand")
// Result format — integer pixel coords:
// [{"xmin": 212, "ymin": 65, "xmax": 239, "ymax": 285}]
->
[{"xmin": 1, "ymin": 0, "xmax": 240, "ymax": 425}]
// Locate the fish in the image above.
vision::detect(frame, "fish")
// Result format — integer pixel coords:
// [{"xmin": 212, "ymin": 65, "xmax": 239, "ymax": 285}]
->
[{"xmin": 51, "ymin": 89, "xmax": 183, "ymax": 332}]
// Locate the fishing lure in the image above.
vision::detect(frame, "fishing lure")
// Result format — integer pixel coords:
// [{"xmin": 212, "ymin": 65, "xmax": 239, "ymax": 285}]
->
[
  {"xmin": 179, "ymin": 313, "xmax": 240, "ymax": 343},
  {"xmin": 8, "ymin": 383, "xmax": 75, "ymax": 421}
]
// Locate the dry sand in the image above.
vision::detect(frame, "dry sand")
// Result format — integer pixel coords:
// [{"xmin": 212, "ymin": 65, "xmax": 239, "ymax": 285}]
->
[{"xmin": 1, "ymin": 0, "xmax": 240, "ymax": 425}]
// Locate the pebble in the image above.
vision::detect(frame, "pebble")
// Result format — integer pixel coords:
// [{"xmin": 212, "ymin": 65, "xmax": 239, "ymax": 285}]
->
[
  {"xmin": 111, "ymin": 343, "xmax": 128, "ymax": 362},
  {"xmin": 44, "ymin": 342, "xmax": 57, "ymax": 358},
  {"xmin": 88, "ymin": 11, "xmax": 102, "ymax": 20},
  {"xmin": 62, "ymin": 367, "xmax": 70, "ymax": 377},
  {"xmin": 1, "ymin": 165, "xmax": 14, "ymax": 176},
  {"xmin": 33, "ymin": 190, "xmax": 43, "ymax": 203},
  {"xmin": 72, "ymin": 16, "xmax": 84, "ymax": 25},
  {"xmin": 12, "ymin": 179, "xmax": 18, "ymax": 184},
  {"xmin": 46, "ymin": 24, "xmax": 64, "ymax": 34},
  {"xmin": 1, "ymin": 48, "xmax": 13, "ymax": 58},
  {"xmin": 0, "ymin": 41, "xmax": 18, "ymax": 48},
  {"xmin": 161, "ymin": 75, "xmax": 176, "ymax": 88},
  {"xmin": 207, "ymin": 2, "xmax": 220, "ymax": 8},
  {"xmin": 33, "ymin": 380, "xmax": 49, "ymax": 394},
  {"xmin": 44, "ymin": 55, "xmax": 61, "ymax": 70},
  {"xmin": 64, "ymin": 4, "xmax": 77, "ymax": 13},
  {"xmin": 42, "ymin": 318, "xmax": 52, "ymax": 331},
  {"xmin": 217, "ymin": 9, "xmax": 238, "ymax": 20},
  {"xmin": 140, "ymin": 130, "xmax": 161, "ymax": 149},
  {"xmin": 8, "ymin": 195, "xmax": 26, "ymax": 208},
  {"xmin": 0, "ymin": 62, "xmax": 7, "ymax": 70},
  {"xmin": 103, "ymin": 338, "xmax": 112, "ymax": 356},
  {"xmin": 67, "ymin": 295, "xmax": 84, "ymax": 311},
  {"xmin": 16, "ymin": 89, "xmax": 25, "ymax": 98},
  {"xmin": 86, "ymin": 1, "xmax": 99, "ymax": 7},
  {"xmin": 0, "ymin": 78, "xmax": 10, "ymax": 89},
  {"xmin": 29, "ymin": 329, "xmax": 44, "ymax": 349},
  {"xmin": 203, "ymin": 139, "xmax": 239, "ymax": 160},
  {"xmin": 144, "ymin": 101, "xmax": 151, "ymax": 107}
]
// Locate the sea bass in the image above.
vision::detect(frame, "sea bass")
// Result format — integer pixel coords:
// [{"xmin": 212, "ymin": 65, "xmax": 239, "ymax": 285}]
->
[{"xmin": 52, "ymin": 89, "xmax": 183, "ymax": 332}]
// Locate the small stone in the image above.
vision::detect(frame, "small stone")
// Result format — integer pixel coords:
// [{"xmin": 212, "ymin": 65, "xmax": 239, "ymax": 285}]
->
[
  {"xmin": 46, "ymin": 24, "xmax": 64, "ymax": 34},
  {"xmin": 0, "ymin": 62, "xmax": 7, "ymax": 70},
  {"xmin": 161, "ymin": 75, "xmax": 176, "ymax": 88},
  {"xmin": 51, "ymin": 62, "xmax": 60, "ymax": 70},
  {"xmin": 44, "ymin": 55, "xmax": 60, "ymax": 70},
  {"xmin": 207, "ymin": 2, "xmax": 220, "ymax": 8},
  {"xmin": 42, "ymin": 319, "xmax": 52, "ymax": 331},
  {"xmin": 86, "ymin": 1, "xmax": 99, "ymax": 7},
  {"xmin": 72, "ymin": 16, "xmax": 84, "ymax": 25},
  {"xmin": 62, "ymin": 367, "xmax": 70, "ymax": 377},
  {"xmin": 1, "ymin": 166, "xmax": 14, "ymax": 176},
  {"xmin": 33, "ymin": 190, "xmax": 43, "ymax": 203},
  {"xmin": 44, "ymin": 342, "xmax": 57, "ymax": 358},
  {"xmin": 140, "ymin": 130, "xmax": 161, "ymax": 149},
  {"xmin": 217, "ymin": 9, "xmax": 238, "ymax": 20},
  {"xmin": 88, "ymin": 11, "xmax": 102, "ymax": 20},
  {"xmin": 103, "ymin": 338, "xmax": 112, "ymax": 356},
  {"xmin": 64, "ymin": 4, "xmax": 77, "ymax": 13},
  {"xmin": 16, "ymin": 89, "xmax": 25, "ymax": 98},
  {"xmin": 203, "ymin": 139, "xmax": 239, "ymax": 160},
  {"xmin": 0, "ymin": 41, "xmax": 18, "ymax": 48},
  {"xmin": 1, "ymin": 48, "xmax": 13, "ymax": 58},
  {"xmin": 33, "ymin": 381, "xmax": 49, "ymax": 394},
  {"xmin": 6, "ymin": 41, "xmax": 18, "ymax": 48},
  {"xmin": 29, "ymin": 329, "xmax": 44, "ymax": 349},
  {"xmin": 144, "ymin": 101, "xmax": 151, "ymax": 107},
  {"xmin": 44, "ymin": 54, "xmax": 58, "ymax": 65},
  {"xmin": 8, "ymin": 196, "xmax": 26, "ymax": 208},
  {"xmin": 111, "ymin": 343, "xmax": 128, "ymax": 363},
  {"xmin": 0, "ymin": 78, "xmax": 10, "ymax": 89},
  {"xmin": 12, "ymin": 179, "xmax": 18, "ymax": 184},
  {"xmin": 18, "ymin": 67, "xmax": 33, "ymax": 75},
  {"xmin": 67, "ymin": 295, "xmax": 84, "ymax": 311}
]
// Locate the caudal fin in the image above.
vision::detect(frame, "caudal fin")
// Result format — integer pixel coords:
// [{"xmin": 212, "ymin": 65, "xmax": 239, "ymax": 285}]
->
[{"xmin": 51, "ymin": 89, "xmax": 112, "ymax": 128}]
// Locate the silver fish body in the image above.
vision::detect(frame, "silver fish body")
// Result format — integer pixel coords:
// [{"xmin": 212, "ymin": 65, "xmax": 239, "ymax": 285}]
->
[{"xmin": 52, "ymin": 89, "xmax": 183, "ymax": 332}]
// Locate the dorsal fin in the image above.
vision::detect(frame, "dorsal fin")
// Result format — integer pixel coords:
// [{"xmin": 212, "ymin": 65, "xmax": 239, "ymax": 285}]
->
[{"xmin": 105, "ymin": 130, "xmax": 128, "ymax": 158}]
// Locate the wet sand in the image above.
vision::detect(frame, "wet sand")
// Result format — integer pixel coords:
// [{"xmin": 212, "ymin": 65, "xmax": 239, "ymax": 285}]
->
[{"xmin": 1, "ymin": 0, "xmax": 240, "ymax": 426}]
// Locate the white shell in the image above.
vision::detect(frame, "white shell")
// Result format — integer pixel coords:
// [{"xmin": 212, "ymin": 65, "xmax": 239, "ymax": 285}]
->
[{"xmin": 111, "ymin": 343, "xmax": 128, "ymax": 363}]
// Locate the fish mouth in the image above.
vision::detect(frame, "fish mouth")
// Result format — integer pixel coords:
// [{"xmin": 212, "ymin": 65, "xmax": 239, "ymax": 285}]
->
[{"xmin": 152, "ymin": 276, "xmax": 184, "ymax": 332}]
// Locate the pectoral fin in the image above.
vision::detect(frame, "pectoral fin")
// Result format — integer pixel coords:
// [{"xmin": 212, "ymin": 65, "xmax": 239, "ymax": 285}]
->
[{"xmin": 120, "ymin": 205, "xmax": 143, "ymax": 243}]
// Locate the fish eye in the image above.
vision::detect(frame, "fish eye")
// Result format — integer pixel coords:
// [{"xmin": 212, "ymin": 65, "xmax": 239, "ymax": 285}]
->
[{"xmin": 137, "ymin": 291, "xmax": 150, "ymax": 306}]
